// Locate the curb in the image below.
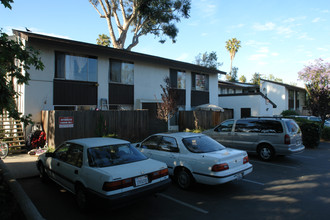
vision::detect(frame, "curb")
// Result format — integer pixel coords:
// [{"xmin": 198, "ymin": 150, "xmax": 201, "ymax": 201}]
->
[{"xmin": 0, "ymin": 159, "xmax": 45, "ymax": 220}]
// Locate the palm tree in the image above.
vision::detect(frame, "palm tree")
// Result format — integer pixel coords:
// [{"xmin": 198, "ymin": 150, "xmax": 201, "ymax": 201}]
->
[{"xmin": 225, "ymin": 38, "xmax": 241, "ymax": 74}]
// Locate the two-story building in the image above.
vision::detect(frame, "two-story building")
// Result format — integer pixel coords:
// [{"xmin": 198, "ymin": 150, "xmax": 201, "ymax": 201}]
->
[{"xmin": 12, "ymin": 30, "xmax": 225, "ymax": 132}]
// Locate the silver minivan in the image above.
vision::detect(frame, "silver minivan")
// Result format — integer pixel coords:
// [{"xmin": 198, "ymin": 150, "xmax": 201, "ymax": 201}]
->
[{"xmin": 203, "ymin": 117, "xmax": 305, "ymax": 161}]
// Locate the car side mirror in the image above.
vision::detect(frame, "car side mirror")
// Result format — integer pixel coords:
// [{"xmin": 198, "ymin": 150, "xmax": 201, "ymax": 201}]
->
[
  {"xmin": 135, "ymin": 144, "xmax": 140, "ymax": 148},
  {"xmin": 45, "ymin": 152, "xmax": 54, "ymax": 157}
]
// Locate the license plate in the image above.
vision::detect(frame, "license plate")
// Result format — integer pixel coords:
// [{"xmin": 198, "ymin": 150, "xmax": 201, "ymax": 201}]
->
[
  {"xmin": 135, "ymin": 175, "xmax": 148, "ymax": 186},
  {"xmin": 234, "ymin": 173, "xmax": 243, "ymax": 180}
]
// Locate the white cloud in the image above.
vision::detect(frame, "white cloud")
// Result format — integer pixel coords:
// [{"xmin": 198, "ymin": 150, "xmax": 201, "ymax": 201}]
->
[
  {"xmin": 317, "ymin": 48, "xmax": 328, "ymax": 51},
  {"xmin": 321, "ymin": 10, "xmax": 329, "ymax": 13},
  {"xmin": 257, "ymin": 47, "xmax": 269, "ymax": 53},
  {"xmin": 276, "ymin": 26, "xmax": 294, "ymax": 36},
  {"xmin": 245, "ymin": 40, "xmax": 269, "ymax": 47},
  {"xmin": 201, "ymin": 33, "xmax": 208, "ymax": 37},
  {"xmin": 271, "ymin": 52, "xmax": 279, "ymax": 56},
  {"xmin": 312, "ymin": 17, "xmax": 321, "ymax": 23},
  {"xmin": 176, "ymin": 53, "xmax": 190, "ymax": 62},
  {"xmin": 248, "ymin": 54, "xmax": 267, "ymax": 61},
  {"xmin": 297, "ymin": 33, "xmax": 314, "ymax": 40},
  {"xmin": 253, "ymin": 22, "xmax": 276, "ymax": 31},
  {"xmin": 283, "ymin": 16, "xmax": 306, "ymax": 23}
]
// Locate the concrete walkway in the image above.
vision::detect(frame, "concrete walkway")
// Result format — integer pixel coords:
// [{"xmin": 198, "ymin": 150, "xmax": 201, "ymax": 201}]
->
[{"xmin": 2, "ymin": 153, "xmax": 39, "ymax": 179}]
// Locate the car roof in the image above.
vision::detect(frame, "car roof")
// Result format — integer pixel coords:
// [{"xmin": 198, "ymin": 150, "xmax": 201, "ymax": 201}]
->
[
  {"xmin": 66, "ymin": 137, "xmax": 130, "ymax": 148},
  {"xmin": 153, "ymin": 132, "xmax": 204, "ymax": 139}
]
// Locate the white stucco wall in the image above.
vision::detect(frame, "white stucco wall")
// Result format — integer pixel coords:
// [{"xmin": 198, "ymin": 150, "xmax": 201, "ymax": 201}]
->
[
  {"xmin": 219, "ymin": 95, "xmax": 274, "ymax": 119},
  {"xmin": 209, "ymin": 74, "xmax": 219, "ymax": 106},
  {"xmin": 261, "ymin": 81, "xmax": 286, "ymax": 115}
]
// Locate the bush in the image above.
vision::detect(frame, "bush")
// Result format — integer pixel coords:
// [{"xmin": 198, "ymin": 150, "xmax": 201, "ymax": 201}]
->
[
  {"xmin": 321, "ymin": 127, "xmax": 330, "ymax": 141},
  {"xmin": 281, "ymin": 110, "xmax": 298, "ymax": 117},
  {"xmin": 296, "ymin": 120, "xmax": 321, "ymax": 148}
]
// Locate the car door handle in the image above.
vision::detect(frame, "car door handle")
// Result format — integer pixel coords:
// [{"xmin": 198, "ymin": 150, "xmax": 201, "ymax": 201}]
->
[{"xmin": 74, "ymin": 170, "xmax": 78, "ymax": 175}]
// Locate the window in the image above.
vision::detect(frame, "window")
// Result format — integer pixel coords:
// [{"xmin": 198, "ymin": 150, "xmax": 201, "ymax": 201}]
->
[
  {"xmin": 215, "ymin": 120, "xmax": 234, "ymax": 132},
  {"xmin": 235, "ymin": 119, "xmax": 260, "ymax": 133},
  {"xmin": 54, "ymin": 143, "xmax": 83, "ymax": 167},
  {"xmin": 109, "ymin": 60, "xmax": 134, "ymax": 84},
  {"xmin": 288, "ymin": 90, "xmax": 294, "ymax": 110},
  {"xmin": 55, "ymin": 52, "xmax": 97, "ymax": 82},
  {"xmin": 192, "ymin": 73, "xmax": 209, "ymax": 91},
  {"xmin": 182, "ymin": 135, "xmax": 225, "ymax": 153},
  {"xmin": 141, "ymin": 136, "xmax": 162, "ymax": 150},
  {"xmin": 170, "ymin": 69, "xmax": 186, "ymax": 89},
  {"xmin": 87, "ymin": 144, "xmax": 146, "ymax": 167},
  {"xmin": 235, "ymin": 119, "xmax": 283, "ymax": 133},
  {"xmin": 241, "ymin": 108, "xmax": 251, "ymax": 118},
  {"xmin": 159, "ymin": 137, "xmax": 179, "ymax": 152}
]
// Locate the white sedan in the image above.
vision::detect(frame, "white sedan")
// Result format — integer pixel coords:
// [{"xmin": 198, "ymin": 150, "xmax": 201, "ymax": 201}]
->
[
  {"xmin": 136, "ymin": 132, "xmax": 253, "ymax": 189},
  {"xmin": 37, "ymin": 137, "xmax": 170, "ymax": 210}
]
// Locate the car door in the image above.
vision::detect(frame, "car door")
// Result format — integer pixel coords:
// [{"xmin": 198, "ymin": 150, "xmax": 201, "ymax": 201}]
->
[
  {"xmin": 47, "ymin": 143, "xmax": 83, "ymax": 192},
  {"xmin": 206, "ymin": 120, "xmax": 234, "ymax": 147},
  {"xmin": 232, "ymin": 119, "xmax": 260, "ymax": 151},
  {"xmin": 56, "ymin": 143, "xmax": 83, "ymax": 192}
]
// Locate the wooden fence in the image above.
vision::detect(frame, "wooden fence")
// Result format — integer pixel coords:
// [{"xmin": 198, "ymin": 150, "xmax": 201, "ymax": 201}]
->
[
  {"xmin": 178, "ymin": 110, "xmax": 233, "ymax": 131},
  {"xmin": 42, "ymin": 110, "xmax": 148, "ymax": 148}
]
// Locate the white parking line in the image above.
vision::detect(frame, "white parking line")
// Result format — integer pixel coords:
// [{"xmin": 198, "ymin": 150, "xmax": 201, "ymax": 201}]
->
[
  {"xmin": 242, "ymin": 179, "xmax": 265, "ymax": 185},
  {"xmin": 250, "ymin": 160, "xmax": 298, "ymax": 169},
  {"xmin": 156, "ymin": 193, "xmax": 209, "ymax": 214}
]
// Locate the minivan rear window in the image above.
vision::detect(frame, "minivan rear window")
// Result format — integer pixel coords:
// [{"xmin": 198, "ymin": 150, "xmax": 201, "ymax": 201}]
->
[{"xmin": 285, "ymin": 120, "xmax": 300, "ymax": 133}]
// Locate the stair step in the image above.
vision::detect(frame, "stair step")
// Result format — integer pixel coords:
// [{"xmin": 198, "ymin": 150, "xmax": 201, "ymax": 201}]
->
[{"xmin": 2, "ymin": 140, "xmax": 25, "ymax": 144}]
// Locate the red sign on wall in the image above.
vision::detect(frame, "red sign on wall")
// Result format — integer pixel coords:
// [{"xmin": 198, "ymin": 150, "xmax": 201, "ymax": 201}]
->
[{"xmin": 59, "ymin": 116, "xmax": 74, "ymax": 128}]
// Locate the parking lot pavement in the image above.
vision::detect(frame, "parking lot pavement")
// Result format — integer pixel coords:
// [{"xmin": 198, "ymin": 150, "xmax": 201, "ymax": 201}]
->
[{"xmin": 13, "ymin": 142, "xmax": 330, "ymax": 219}]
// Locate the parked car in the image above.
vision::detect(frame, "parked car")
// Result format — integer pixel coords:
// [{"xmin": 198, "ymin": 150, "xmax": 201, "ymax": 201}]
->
[
  {"xmin": 203, "ymin": 117, "xmax": 305, "ymax": 161},
  {"xmin": 325, "ymin": 120, "xmax": 330, "ymax": 128},
  {"xmin": 37, "ymin": 137, "xmax": 170, "ymax": 210},
  {"xmin": 294, "ymin": 115, "xmax": 321, "ymax": 122},
  {"xmin": 136, "ymin": 133, "xmax": 253, "ymax": 189}
]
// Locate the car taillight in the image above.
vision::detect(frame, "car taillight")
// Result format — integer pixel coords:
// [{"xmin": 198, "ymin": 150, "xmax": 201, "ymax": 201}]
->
[
  {"xmin": 151, "ymin": 168, "xmax": 168, "ymax": 180},
  {"xmin": 102, "ymin": 178, "xmax": 133, "ymax": 191},
  {"xmin": 212, "ymin": 163, "xmax": 229, "ymax": 172},
  {"xmin": 243, "ymin": 156, "xmax": 249, "ymax": 164},
  {"xmin": 284, "ymin": 134, "xmax": 290, "ymax": 145}
]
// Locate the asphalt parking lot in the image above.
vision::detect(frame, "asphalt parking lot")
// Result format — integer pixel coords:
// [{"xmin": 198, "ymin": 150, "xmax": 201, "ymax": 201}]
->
[{"xmin": 16, "ymin": 141, "xmax": 330, "ymax": 220}]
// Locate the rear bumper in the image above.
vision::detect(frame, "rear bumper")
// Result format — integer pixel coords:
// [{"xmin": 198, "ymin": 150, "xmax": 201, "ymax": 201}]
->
[
  {"xmin": 87, "ymin": 178, "xmax": 171, "ymax": 207},
  {"xmin": 277, "ymin": 144, "xmax": 305, "ymax": 155}
]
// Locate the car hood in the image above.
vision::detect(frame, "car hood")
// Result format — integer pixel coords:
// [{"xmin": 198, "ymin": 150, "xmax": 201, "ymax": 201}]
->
[{"xmin": 95, "ymin": 158, "xmax": 167, "ymax": 181}]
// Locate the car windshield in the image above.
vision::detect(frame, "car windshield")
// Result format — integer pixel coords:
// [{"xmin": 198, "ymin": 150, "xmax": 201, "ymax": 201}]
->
[
  {"xmin": 87, "ymin": 144, "xmax": 147, "ymax": 167},
  {"xmin": 182, "ymin": 135, "xmax": 226, "ymax": 153},
  {"xmin": 285, "ymin": 120, "xmax": 300, "ymax": 134}
]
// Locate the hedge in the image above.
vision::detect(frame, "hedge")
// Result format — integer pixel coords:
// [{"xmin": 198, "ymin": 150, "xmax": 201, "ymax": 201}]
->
[{"xmin": 295, "ymin": 119, "xmax": 321, "ymax": 148}]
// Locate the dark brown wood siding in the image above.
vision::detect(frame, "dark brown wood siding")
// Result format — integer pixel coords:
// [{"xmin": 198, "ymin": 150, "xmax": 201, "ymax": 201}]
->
[
  {"xmin": 191, "ymin": 91, "xmax": 209, "ymax": 106},
  {"xmin": 109, "ymin": 83, "xmax": 134, "ymax": 105},
  {"xmin": 53, "ymin": 80, "xmax": 97, "ymax": 105}
]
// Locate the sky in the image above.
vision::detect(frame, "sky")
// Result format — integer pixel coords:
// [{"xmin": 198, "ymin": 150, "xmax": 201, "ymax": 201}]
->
[{"xmin": 1, "ymin": 0, "xmax": 330, "ymax": 87}]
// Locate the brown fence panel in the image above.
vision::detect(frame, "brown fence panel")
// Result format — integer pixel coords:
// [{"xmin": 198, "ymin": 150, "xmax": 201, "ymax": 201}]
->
[
  {"xmin": 178, "ymin": 109, "xmax": 233, "ymax": 131},
  {"xmin": 42, "ymin": 110, "xmax": 148, "ymax": 148}
]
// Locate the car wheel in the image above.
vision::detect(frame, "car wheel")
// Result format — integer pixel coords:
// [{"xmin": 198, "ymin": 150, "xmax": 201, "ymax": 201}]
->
[
  {"xmin": 176, "ymin": 168, "xmax": 194, "ymax": 190},
  {"xmin": 75, "ymin": 184, "xmax": 89, "ymax": 211},
  {"xmin": 258, "ymin": 144, "xmax": 275, "ymax": 161},
  {"xmin": 38, "ymin": 162, "xmax": 49, "ymax": 182}
]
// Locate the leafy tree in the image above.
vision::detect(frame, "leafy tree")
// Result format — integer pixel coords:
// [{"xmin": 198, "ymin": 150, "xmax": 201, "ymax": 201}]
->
[
  {"xmin": 225, "ymin": 37, "xmax": 241, "ymax": 73},
  {"xmin": 266, "ymin": 74, "xmax": 283, "ymax": 83},
  {"xmin": 156, "ymin": 77, "xmax": 177, "ymax": 122},
  {"xmin": 250, "ymin": 72, "xmax": 261, "ymax": 85},
  {"xmin": 89, "ymin": 0, "xmax": 191, "ymax": 51},
  {"xmin": 226, "ymin": 67, "xmax": 238, "ymax": 82},
  {"xmin": 0, "ymin": 0, "xmax": 13, "ymax": 9},
  {"xmin": 1, "ymin": 0, "xmax": 44, "ymax": 121},
  {"xmin": 239, "ymin": 75, "xmax": 246, "ymax": 83},
  {"xmin": 298, "ymin": 58, "xmax": 330, "ymax": 125},
  {"xmin": 96, "ymin": 34, "xmax": 111, "ymax": 46},
  {"xmin": 194, "ymin": 51, "xmax": 222, "ymax": 70}
]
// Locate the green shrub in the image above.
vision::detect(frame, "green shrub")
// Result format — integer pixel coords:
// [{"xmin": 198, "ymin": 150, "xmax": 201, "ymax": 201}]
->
[
  {"xmin": 281, "ymin": 110, "xmax": 299, "ymax": 117},
  {"xmin": 321, "ymin": 127, "xmax": 330, "ymax": 141},
  {"xmin": 296, "ymin": 120, "xmax": 321, "ymax": 148}
]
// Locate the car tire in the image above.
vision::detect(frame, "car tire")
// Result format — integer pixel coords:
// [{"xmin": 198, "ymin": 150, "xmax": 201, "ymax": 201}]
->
[
  {"xmin": 75, "ymin": 184, "xmax": 89, "ymax": 211},
  {"xmin": 258, "ymin": 144, "xmax": 275, "ymax": 161},
  {"xmin": 38, "ymin": 162, "xmax": 49, "ymax": 182},
  {"xmin": 176, "ymin": 168, "xmax": 194, "ymax": 190}
]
